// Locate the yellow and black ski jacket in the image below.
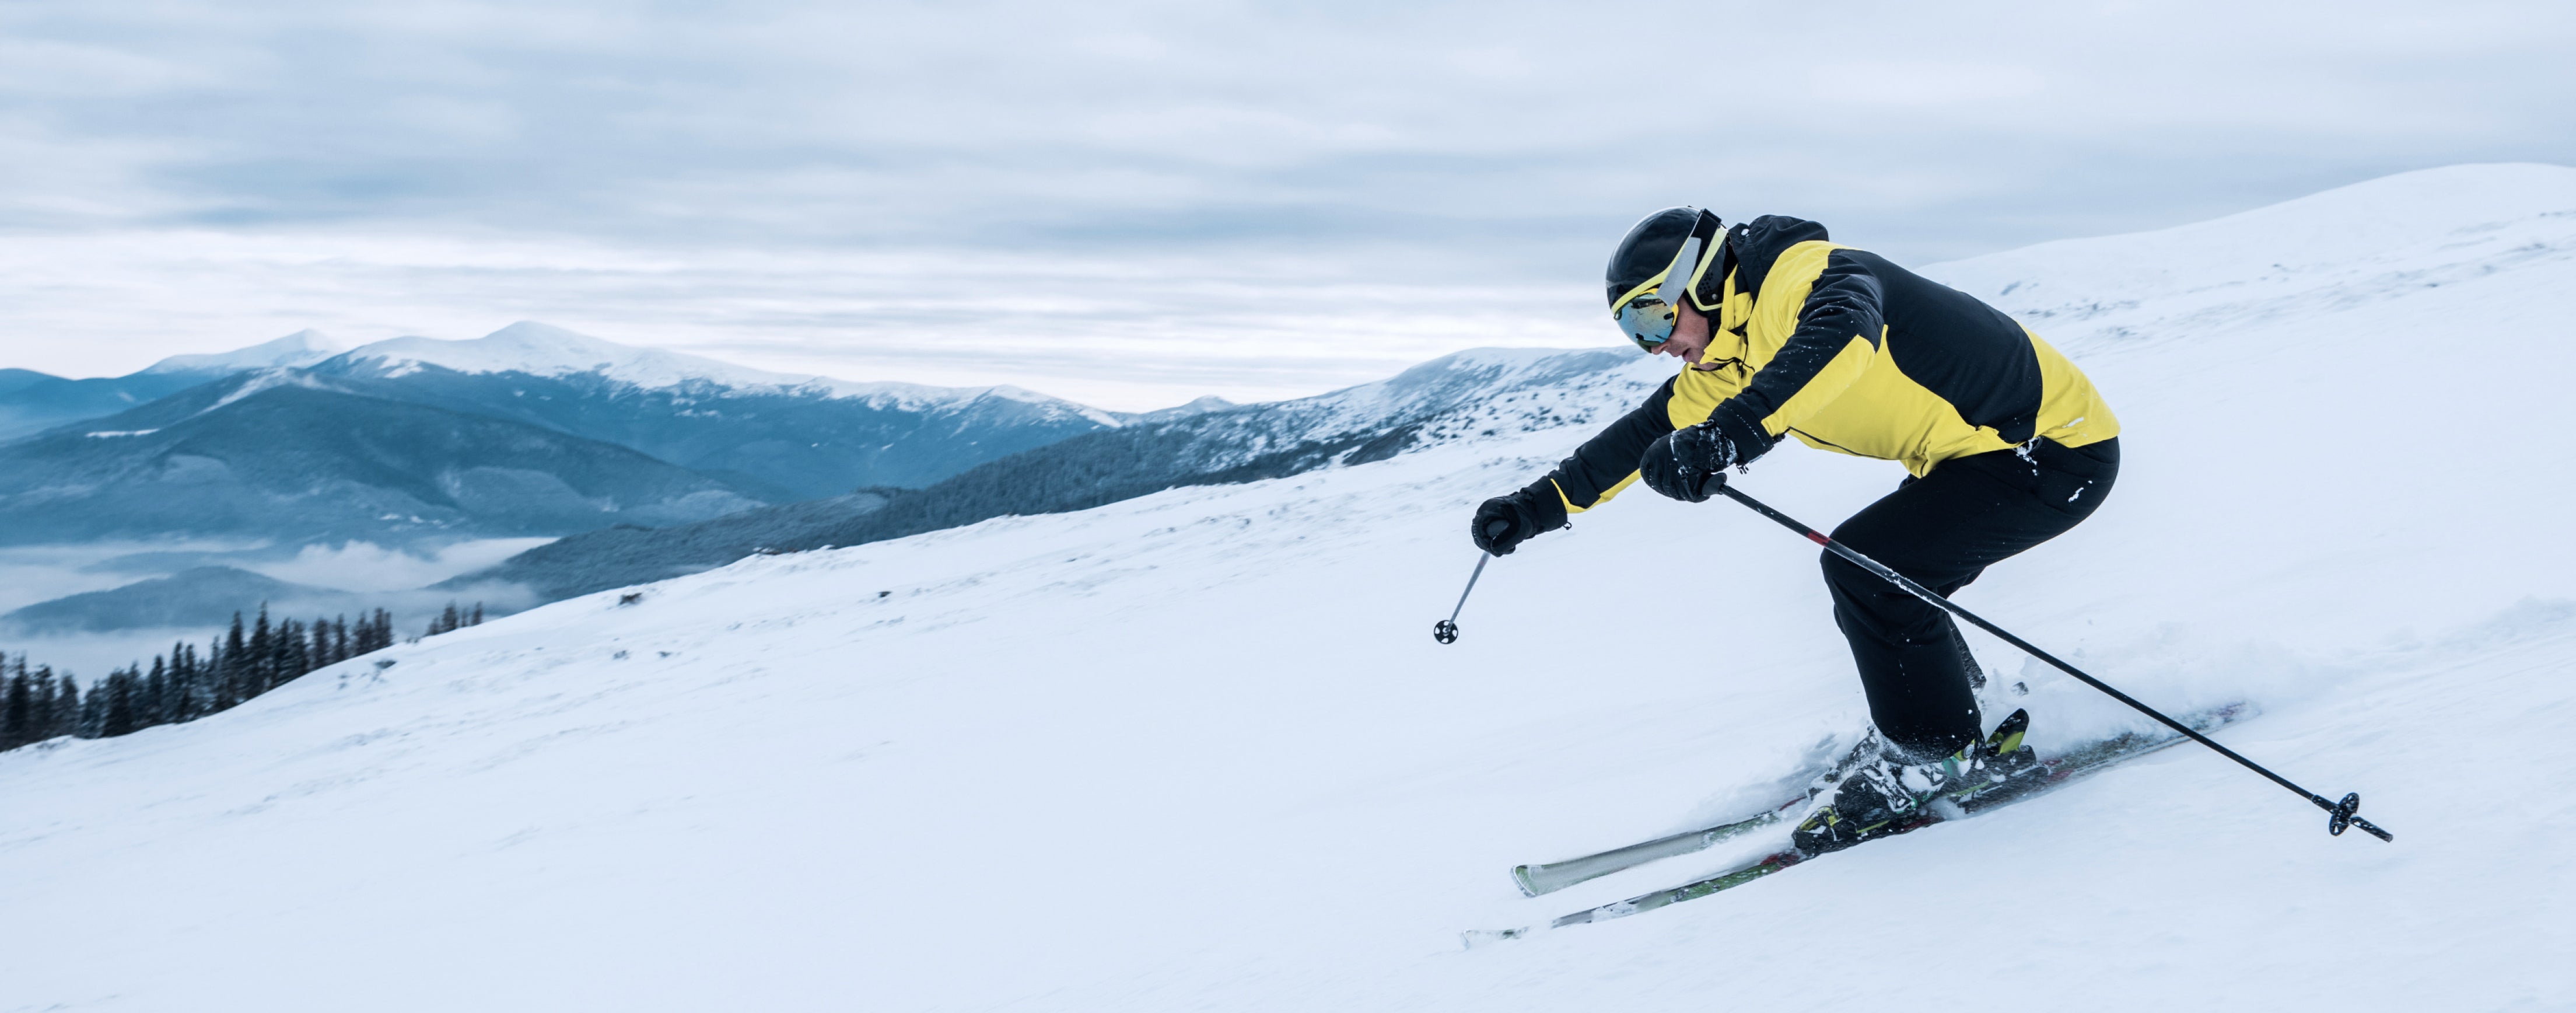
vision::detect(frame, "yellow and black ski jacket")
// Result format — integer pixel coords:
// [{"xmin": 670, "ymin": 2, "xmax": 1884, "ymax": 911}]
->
[{"xmin": 1542, "ymin": 215, "xmax": 2118, "ymax": 515}]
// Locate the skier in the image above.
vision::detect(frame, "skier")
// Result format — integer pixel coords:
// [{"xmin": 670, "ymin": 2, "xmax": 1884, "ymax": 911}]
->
[{"xmin": 1469, "ymin": 208, "xmax": 2121, "ymax": 851}]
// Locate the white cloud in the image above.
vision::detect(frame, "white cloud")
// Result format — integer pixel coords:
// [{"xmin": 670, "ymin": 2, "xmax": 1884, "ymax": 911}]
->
[
  {"xmin": 247, "ymin": 538, "xmax": 558, "ymax": 593},
  {"xmin": 1, "ymin": 0, "xmax": 2571, "ymax": 408}
]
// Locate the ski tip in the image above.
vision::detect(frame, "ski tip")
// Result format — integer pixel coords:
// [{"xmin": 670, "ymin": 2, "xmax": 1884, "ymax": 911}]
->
[
  {"xmin": 1461, "ymin": 927, "xmax": 1534, "ymax": 949},
  {"xmin": 1510, "ymin": 865, "xmax": 1543, "ymax": 897}
]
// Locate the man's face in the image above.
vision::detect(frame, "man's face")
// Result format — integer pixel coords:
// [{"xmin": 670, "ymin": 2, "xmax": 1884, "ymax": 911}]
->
[{"xmin": 1653, "ymin": 299, "xmax": 1716, "ymax": 365}]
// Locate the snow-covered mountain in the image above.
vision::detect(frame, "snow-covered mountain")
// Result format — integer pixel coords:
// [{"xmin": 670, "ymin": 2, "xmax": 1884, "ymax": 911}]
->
[
  {"xmin": 459, "ymin": 344, "xmax": 1669, "ymax": 602},
  {"xmin": 6, "ymin": 322, "xmax": 1200, "ymax": 504},
  {"xmin": 5, "ymin": 165, "xmax": 2571, "ymax": 1010},
  {"xmin": 334, "ymin": 322, "xmax": 1110, "ymax": 415},
  {"xmin": 0, "ymin": 323, "xmax": 1209, "ymax": 550},
  {"xmin": 303, "ymin": 322, "xmax": 1142, "ymax": 497},
  {"xmin": 0, "ymin": 376, "xmax": 771, "ymax": 544},
  {"xmin": 0, "ymin": 331, "xmax": 342, "ymax": 441},
  {"xmin": 138, "ymin": 329, "xmax": 344, "ymax": 375}
]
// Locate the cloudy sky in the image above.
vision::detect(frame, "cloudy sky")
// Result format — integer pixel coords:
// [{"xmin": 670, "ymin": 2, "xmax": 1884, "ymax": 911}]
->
[{"xmin": 4, "ymin": 0, "xmax": 2572, "ymax": 408}]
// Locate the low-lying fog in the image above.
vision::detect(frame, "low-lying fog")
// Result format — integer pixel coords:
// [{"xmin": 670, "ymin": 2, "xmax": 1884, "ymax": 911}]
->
[{"xmin": 0, "ymin": 537, "xmax": 550, "ymax": 679}]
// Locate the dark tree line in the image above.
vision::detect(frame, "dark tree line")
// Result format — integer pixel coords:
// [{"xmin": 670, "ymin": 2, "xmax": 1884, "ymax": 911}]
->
[
  {"xmin": 0, "ymin": 604, "xmax": 421, "ymax": 753},
  {"xmin": 425, "ymin": 600, "xmax": 484, "ymax": 637}
]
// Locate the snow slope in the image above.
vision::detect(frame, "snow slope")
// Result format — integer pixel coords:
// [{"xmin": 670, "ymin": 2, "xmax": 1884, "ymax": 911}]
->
[{"xmin": 6, "ymin": 164, "xmax": 2575, "ymax": 1011}]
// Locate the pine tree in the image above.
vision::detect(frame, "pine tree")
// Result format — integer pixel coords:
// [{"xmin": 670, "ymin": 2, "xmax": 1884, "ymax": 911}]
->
[
  {"xmin": 470, "ymin": 602, "xmax": 484, "ymax": 627},
  {"xmin": 249, "ymin": 606, "xmax": 274, "ymax": 694},
  {"xmin": 145, "ymin": 656, "xmax": 170, "ymax": 728},
  {"xmin": 52, "ymin": 672, "xmax": 78, "ymax": 739},
  {"xmin": 355, "ymin": 609, "xmax": 391, "ymax": 655},
  {"xmin": 100, "ymin": 666, "xmax": 136, "ymax": 738},
  {"xmin": 207, "ymin": 634, "xmax": 228, "ymax": 712},
  {"xmin": 74, "ymin": 673, "xmax": 103, "ymax": 738},
  {"xmin": 295, "ymin": 619, "xmax": 314, "ymax": 675},
  {"xmin": 32, "ymin": 666, "xmax": 54, "ymax": 742},
  {"xmin": 216, "ymin": 613, "xmax": 247, "ymax": 711},
  {"xmin": 277, "ymin": 617, "xmax": 307, "ymax": 685},
  {"xmin": 169, "ymin": 642, "xmax": 197, "ymax": 722},
  {"xmin": 1, "ymin": 655, "xmax": 29, "ymax": 750}
]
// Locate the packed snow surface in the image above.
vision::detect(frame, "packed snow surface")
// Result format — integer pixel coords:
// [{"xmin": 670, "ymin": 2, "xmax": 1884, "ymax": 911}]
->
[{"xmin": 6, "ymin": 165, "xmax": 2575, "ymax": 1010}]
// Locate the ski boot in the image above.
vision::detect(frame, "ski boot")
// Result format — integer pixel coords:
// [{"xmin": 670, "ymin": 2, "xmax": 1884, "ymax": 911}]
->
[
  {"xmin": 1790, "ymin": 710, "xmax": 2032, "ymax": 855},
  {"xmin": 1800, "ymin": 727, "xmax": 1895, "ymax": 803},
  {"xmin": 1937, "ymin": 708, "xmax": 2037, "ymax": 805}
]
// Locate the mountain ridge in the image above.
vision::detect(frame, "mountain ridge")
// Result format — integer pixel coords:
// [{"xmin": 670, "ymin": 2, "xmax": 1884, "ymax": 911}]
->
[
  {"xmin": 139, "ymin": 329, "xmax": 344, "ymax": 375},
  {"xmin": 328, "ymin": 322, "xmax": 1128, "ymax": 420},
  {"xmin": 450, "ymin": 344, "xmax": 1660, "ymax": 601},
  {"xmin": 0, "ymin": 381, "xmax": 772, "ymax": 544},
  {"xmin": 2, "ymin": 324, "xmax": 1240, "ymax": 543}
]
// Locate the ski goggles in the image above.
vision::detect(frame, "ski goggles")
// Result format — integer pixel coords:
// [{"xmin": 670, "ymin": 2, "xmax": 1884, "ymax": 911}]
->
[{"xmin": 1611, "ymin": 215, "xmax": 1721, "ymax": 351}]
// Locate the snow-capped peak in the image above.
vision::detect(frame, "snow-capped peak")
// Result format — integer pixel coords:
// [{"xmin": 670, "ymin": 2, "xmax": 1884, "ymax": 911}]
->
[
  {"xmin": 336, "ymin": 322, "xmax": 799, "ymax": 390},
  {"xmin": 331, "ymin": 322, "xmax": 1115, "ymax": 420},
  {"xmin": 142, "ymin": 329, "xmax": 342, "ymax": 375},
  {"xmin": 1124, "ymin": 395, "xmax": 1240, "ymax": 425}
]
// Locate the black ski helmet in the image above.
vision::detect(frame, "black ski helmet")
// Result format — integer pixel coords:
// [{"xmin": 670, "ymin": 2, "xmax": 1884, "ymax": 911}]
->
[{"xmin": 1605, "ymin": 206, "xmax": 1723, "ymax": 310}]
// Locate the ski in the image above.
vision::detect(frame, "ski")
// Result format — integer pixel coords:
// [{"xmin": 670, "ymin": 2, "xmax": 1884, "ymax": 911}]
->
[
  {"xmin": 1512, "ymin": 683, "xmax": 2021, "ymax": 896},
  {"xmin": 1466, "ymin": 703, "xmax": 2249, "ymax": 946},
  {"xmin": 1511, "ymin": 796, "xmax": 1807, "ymax": 897}
]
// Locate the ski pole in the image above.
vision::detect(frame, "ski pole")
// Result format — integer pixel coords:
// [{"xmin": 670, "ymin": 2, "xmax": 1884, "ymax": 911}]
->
[
  {"xmin": 1433, "ymin": 551, "xmax": 1493, "ymax": 645},
  {"xmin": 1716, "ymin": 484, "xmax": 2392, "ymax": 843}
]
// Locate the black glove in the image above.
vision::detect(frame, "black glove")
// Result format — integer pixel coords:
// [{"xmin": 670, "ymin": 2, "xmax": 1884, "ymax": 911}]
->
[
  {"xmin": 1471, "ymin": 484, "xmax": 1569, "ymax": 556},
  {"xmin": 1639, "ymin": 422, "xmax": 1739, "ymax": 503}
]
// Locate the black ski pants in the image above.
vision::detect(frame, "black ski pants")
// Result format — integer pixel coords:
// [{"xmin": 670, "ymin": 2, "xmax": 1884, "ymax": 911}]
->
[{"xmin": 1823, "ymin": 437, "xmax": 2120, "ymax": 760}]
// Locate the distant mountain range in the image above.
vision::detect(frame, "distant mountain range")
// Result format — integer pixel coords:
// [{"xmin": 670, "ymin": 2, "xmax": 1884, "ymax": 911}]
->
[
  {"xmin": 454, "ymin": 347, "xmax": 1662, "ymax": 602},
  {"xmin": 0, "ymin": 331, "xmax": 342, "ymax": 441},
  {"xmin": 303, "ymin": 323, "xmax": 1140, "ymax": 498},
  {"xmin": 1, "ymin": 323, "xmax": 1228, "ymax": 549},
  {"xmin": 0, "ymin": 377, "xmax": 771, "ymax": 544},
  {"xmin": 10, "ymin": 323, "xmax": 1597, "ymax": 629}
]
